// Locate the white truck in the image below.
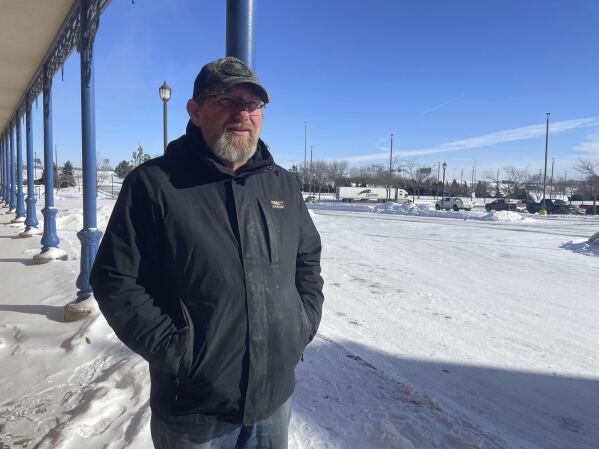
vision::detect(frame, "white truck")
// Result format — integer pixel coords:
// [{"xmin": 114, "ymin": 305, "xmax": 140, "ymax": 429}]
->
[
  {"xmin": 336, "ymin": 187, "xmax": 409, "ymax": 203},
  {"xmin": 435, "ymin": 196, "xmax": 474, "ymax": 211}
]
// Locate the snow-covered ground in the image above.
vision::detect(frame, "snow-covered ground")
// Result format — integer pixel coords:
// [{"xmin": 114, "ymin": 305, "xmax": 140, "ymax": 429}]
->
[{"xmin": 1, "ymin": 188, "xmax": 598, "ymax": 449}]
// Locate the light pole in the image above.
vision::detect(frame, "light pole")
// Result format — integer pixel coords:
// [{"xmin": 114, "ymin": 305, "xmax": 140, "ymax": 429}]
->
[
  {"xmin": 442, "ymin": 162, "xmax": 447, "ymax": 197},
  {"xmin": 436, "ymin": 162, "xmax": 440, "ymax": 200},
  {"xmin": 550, "ymin": 157, "xmax": 555, "ymax": 200},
  {"xmin": 541, "ymin": 112, "xmax": 550, "ymax": 213},
  {"xmin": 159, "ymin": 81, "xmax": 172, "ymax": 152},
  {"xmin": 304, "ymin": 120, "xmax": 307, "ymax": 190},
  {"xmin": 387, "ymin": 133, "xmax": 393, "ymax": 202},
  {"xmin": 309, "ymin": 146, "xmax": 314, "ymax": 197}
]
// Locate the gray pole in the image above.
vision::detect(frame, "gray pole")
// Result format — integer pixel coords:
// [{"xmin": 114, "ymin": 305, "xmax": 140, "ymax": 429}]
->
[
  {"xmin": 304, "ymin": 120, "xmax": 307, "ymax": 190},
  {"xmin": 436, "ymin": 162, "xmax": 440, "ymax": 200},
  {"xmin": 549, "ymin": 157, "xmax": 555, "ymax": 200},
  {"xmin": 310, "ymin": 146, "xmax": 313, "ymax": 197},
  {"xmin": 542, "ymin": 112, "xmax": 550, "ymax": 210},
  {"xmin": 388, "ymin": 133, "xmax": 393, "ymax": 202},
  {"xmin": 163, "ymin": 99, "xmax": 168, "ymax": 152}
]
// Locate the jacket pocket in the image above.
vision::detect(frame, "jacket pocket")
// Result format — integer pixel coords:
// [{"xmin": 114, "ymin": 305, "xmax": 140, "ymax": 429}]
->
[
  {"xmin": 296, "ymin": 291, "xmax": 312, "ymax": 346},
  {"xmin": 178, "ymin": 299, "xmax": 194, "ymax": 378},
  {"xmin": 257, "ymin": 198, "xmax": 280, "ymax": 265}
]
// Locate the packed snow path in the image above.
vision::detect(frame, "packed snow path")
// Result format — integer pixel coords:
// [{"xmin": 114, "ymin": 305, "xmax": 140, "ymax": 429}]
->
[{"xmin": 1, "ymin": 191, "xmax": 598, "ymax": 449}]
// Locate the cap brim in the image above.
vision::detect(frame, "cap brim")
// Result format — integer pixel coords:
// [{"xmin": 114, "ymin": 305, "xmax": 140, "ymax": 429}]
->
[{"xmin": 212, "ymin": 78, "xmax": 269, "ymax": 103}]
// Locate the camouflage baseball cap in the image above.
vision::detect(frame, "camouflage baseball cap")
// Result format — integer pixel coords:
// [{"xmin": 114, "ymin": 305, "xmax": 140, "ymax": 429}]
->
[{"xmin": 192, "ymin": 56, "xmax": 269, "ymax": 103}]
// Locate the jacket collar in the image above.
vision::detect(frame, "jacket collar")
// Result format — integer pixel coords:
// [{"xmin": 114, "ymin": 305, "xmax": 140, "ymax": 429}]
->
[{"xmin": 178, "ymin": 120, "xmax": 274, "ymax": 177}]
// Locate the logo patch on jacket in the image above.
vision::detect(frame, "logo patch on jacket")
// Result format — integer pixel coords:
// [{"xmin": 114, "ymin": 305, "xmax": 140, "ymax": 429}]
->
[{"xmin": 271, "ymin": 200, "xmax": 285, "ymax": 209}]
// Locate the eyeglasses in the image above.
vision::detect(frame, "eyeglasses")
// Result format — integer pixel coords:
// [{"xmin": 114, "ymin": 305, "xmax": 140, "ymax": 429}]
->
[{"xmin": 209, "ymin": 95, "xmax": 265, "ymax": 113}]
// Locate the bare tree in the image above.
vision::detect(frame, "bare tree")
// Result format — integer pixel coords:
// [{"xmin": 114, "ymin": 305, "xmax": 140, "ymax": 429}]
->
[
  {"xmin": 501, "ymin": 165, "xmax": 528, "ymax": 203},
  {"xmin": 576, "ymin": 158, "xmax": 599, "ymax": 214},
  {"xmin": 325, "ymin": 160, "xmax": 349, "ymax": 188}
]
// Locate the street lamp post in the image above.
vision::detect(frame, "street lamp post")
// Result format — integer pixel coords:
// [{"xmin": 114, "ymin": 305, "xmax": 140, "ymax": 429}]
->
[
  {"xmin": 309, "ymin": 146, "xmax": 314, "ymax": 197},
  {"xmin": 304, "ymin": 120, "xmax": 307, "ymax": 190},
  {"xmin": 387, "ymin": 133, "xmax": 393, "ymax": 202},
  {"xmin": 550, "ymin": 157, "xmax": 555, "ymax": 200},
  {"xmin": 436, "ymin": 162, "xmax": 440, "ymax": 200},
  {"xmin": 541, "ymin": 112, "xmax": 550, "ymax": 213},
  {"xmin": 159, "ymin": 81, "xmax": 172, "ymax": 152},
  {"xmin": 442, "ymin": 162, "xmax": 447, "ymax": 197}
]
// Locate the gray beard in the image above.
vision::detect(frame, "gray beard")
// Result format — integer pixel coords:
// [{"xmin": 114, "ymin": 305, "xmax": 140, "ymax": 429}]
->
[{"xmin": 211, "ymin": 132, "xmax": 258, "ymax": 165}]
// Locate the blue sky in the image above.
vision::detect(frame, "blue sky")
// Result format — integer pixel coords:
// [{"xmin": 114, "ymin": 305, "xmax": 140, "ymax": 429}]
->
[{"xmin": 28, "ymin": 0, "xmax": 599, "ymax": 182}]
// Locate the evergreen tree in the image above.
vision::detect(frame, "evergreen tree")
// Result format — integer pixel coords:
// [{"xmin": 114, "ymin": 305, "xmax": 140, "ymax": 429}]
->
[
  {"xmin": 59, "ymin": 160, "xmax": 76, "ymax": 188},
  {"xmin": 115, "ymin": 160, "xmax": 134, "ymax": 179},
  {"xmin": 132, "ymin": 145, "xmax": 152, "ymax": 167}
]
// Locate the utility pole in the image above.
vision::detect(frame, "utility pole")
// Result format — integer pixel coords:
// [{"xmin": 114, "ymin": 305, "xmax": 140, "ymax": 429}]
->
[
  {"xmin": 436, "ymin": 162, "xmax": 441, "ymax": 200},
  {"xmin": 550, "ymin": 157, "xmax": 555, "ymax": 200},
  {"xmin": 304, "ymin": 120, "xmax": 307, "ymax": 191},
  {"xmin": 387, "ymin": 133, "xmax": 393, "ymax": 202},
  {"xmin": 542, "ymin": 112, "xmax": 550, "ymax": 212},
  {"xmin": 309, "ymin": 146, "xmax": 313, "ymax": 198}
]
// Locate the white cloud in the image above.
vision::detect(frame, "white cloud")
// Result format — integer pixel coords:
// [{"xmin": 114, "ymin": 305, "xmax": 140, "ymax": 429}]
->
[
  {"xmin": 421, "ymin": 94, "xmax": 464, "ymax": 115},
  {"xmin": 339, "ymin": 117, "xmax": 599, "ymax": 163},
  {"xmin": 574, "ymin": 133, "xmax": 599, "ymax": 158}
]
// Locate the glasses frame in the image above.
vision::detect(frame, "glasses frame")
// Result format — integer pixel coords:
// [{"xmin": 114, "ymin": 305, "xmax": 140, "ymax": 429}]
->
[{"xmin": 208, "ymin": 95, "xmax": 265, "ymax": 113}]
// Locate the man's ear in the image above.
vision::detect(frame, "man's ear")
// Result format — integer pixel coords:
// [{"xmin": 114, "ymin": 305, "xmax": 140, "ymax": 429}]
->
[{"xmin": 187, "ymin": 99, "xmax": 202, "ymax": 127}]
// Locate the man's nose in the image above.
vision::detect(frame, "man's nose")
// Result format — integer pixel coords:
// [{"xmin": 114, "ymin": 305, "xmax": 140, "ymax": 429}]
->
[{"xmin": 231, "ymin": 107, "xmax": 251, "ymax": 120}]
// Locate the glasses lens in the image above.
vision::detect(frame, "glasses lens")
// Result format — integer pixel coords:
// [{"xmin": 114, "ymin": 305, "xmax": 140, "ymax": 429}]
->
[
  {"xmin": 245, "ymin": 100, "xmax": 260, "ymax": 112},
  {"xmin": 216, "ymin": 97, "xmax": 235, "ymax": 108}
]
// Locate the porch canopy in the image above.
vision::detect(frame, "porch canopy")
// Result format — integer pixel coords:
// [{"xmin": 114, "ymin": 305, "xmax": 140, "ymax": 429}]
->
[{"xmin": 0, "ymin": 0, "xmax": 76, "ymax": 135}]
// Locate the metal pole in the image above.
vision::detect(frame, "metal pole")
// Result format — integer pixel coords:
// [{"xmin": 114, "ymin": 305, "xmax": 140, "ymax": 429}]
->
[
  {"xmin": 33, "ymin": 62, "xmax": 66, "ymax": 264},
  {"xmin": 388, "ymin": 133, "xmax": 393, "ymax": 202},
  {"xmin": 0, "ymin": 134, "xmax": 5, "ymax": 204},
  {"xmin": 442, "ymin": 163, "xmax": 447, "ymax": 197},
  {"xmin": 74, "ymin": 0, "xmax": 102, "ymax": 303},
  {"xmin": 163, "ymin": 99, "xmax": 168, "ymax": 152},
  {"xmin": 436, "ymin": 162, "xmax": 440, "ymax": 200},
  {"xmin": 22, "ymin": 101, "xmax": 40, "ymax": 236},
  {"xmin": 542, "ymin": 112, "xmax": 550, "ymax": 210},
  {"xmin": 303, "ymin": 120, "xmax": 307, "ymax": 190},
  {"xmin": 549, "ymin": 157, "xmax": 555, "ymax": 200},
  {"xmin": 9, "ymin": 122, "xmax": 16, "ymax": 211},
  {"xmin": 13, "ymin": 115, "xmax": 26, "ymax": 222},
  {"xmin": 226, "ymin": 0, "xmax": 255, "ymax": 68},
  {"xmin": 310, "ymin": 146, "xmax": 313, "ymax": 197}
]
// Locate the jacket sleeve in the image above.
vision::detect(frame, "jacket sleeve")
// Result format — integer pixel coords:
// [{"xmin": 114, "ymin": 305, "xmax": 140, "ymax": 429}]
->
[
  {"xmin": 295, "ymin": 197, "xmax": 324, "ymax": 343},
  {"xmin": 90, "ymin": 170, "xmax": 189, "ymax": 376}
]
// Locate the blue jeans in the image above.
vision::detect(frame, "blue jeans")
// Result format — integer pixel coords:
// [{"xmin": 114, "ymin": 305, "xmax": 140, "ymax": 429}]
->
[{"xmin": 150, "ymin": 398, "xmax": 292, "ymax": 449}]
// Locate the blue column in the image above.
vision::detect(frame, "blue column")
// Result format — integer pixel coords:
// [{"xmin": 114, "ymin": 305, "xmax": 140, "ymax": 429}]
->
[
  {"xmin": 23, "ymin": 102, "xmax": 40, "ymax": 232},
  {"xmin": 0, "ymin": 134, "xmax": 5, "ymax": 203},
  {"xmin": 9, "ymin": 123, "xmax": 17, "ymax": 211},
  {"xmin": 76, "ymin": 0, "xmax": 102, "ymax": 300},
  {"xmin": 226, "ymin": 0, "xmax": 255, "ymax": 68},
  {"xmin": 39, "ymin": 64, "xmax": 61, "ymax": 252},
  {"xmin": 14, "ymin": 115, "xmax": 26, "ymax": 221},
  {"xmin": 2, "ymin": 134, "xmax": 7, "ymax": 204}
]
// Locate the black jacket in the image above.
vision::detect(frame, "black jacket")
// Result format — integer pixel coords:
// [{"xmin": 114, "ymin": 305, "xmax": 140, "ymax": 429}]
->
[{"xmin": 90, "ymin": 122, "xmax": 324, "ymax": 425}]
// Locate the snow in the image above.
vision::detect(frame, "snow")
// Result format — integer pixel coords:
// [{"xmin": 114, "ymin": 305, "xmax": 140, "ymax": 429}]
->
[{"xmin": 1, "ymin": 188, "xmax": 598, "ymax": 449}]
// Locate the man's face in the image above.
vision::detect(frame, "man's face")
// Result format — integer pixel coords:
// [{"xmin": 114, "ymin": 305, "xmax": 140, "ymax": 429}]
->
[{"xmin": 187, "ymin": 85, "xmax": 263, "ymax": 167}]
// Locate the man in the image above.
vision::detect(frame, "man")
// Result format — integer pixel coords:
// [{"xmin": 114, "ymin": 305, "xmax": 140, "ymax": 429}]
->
[{"xmin": 90, "ymin": 56, "xmax": 324, "ymax": 449}]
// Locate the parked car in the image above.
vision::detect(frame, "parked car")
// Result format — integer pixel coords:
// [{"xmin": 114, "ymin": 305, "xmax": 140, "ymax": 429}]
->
[
  {"xmin": 485, "ymin": 198, "xmax": 526, "ymax": 212},
  {"xmin": 578, "ymin": 203, "xmax": 599, "ymax": 215},
  {"xmin": 435, "ymin": 197, "xmax": 473, "ymax": 211},
  {"xmin": 527, "ymin": 199, "xmax": 580, "ymax": 214}
]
